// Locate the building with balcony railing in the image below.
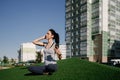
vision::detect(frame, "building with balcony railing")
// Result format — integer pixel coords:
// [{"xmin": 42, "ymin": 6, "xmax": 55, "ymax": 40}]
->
[{"xmin": 65, "ymin": 0, "xmax": 120, "ymax": 63}]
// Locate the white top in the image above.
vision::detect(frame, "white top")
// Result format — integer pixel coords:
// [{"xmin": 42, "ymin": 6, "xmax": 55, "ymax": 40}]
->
[{"xmin": 43, "ymin": 43, "xmax": 57, "ymax": 65}]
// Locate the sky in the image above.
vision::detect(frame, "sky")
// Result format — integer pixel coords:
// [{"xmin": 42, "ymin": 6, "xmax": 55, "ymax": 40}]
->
[{"xmin": 0, "ymin": 0, "xmax": 65, "ymax": 59}]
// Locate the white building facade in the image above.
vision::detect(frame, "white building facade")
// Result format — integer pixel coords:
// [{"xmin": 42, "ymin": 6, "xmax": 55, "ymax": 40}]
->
[
  {"xmin": 59, "ymin": 44, "xmax": 66, "ymax": 59},
  {"xmin": 18, "ymin": 42, "xmax": 36, "ymax": 62}
]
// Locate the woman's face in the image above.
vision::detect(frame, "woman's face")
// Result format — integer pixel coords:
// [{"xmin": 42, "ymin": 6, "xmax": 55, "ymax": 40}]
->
[{"xmin": 45, "ymin": 31, "xmax": 54, "ymax": 40}]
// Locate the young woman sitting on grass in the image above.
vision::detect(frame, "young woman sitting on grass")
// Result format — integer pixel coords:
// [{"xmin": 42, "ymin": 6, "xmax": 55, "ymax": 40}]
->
[{"xmin": 28, "ymin": 29, "xmax": 62, "ymax": 75}]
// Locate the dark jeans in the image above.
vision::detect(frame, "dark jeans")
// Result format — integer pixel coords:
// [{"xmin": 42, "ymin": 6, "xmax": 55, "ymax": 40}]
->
[{"xmin": 28, "ymin": 64, "xmax": 57, "ymax": 74}]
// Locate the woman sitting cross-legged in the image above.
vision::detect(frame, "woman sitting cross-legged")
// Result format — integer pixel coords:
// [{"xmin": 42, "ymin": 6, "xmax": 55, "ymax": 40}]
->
[{"xmin": 28, "ymin": 29, "xmax": 62, "ymax": 75}]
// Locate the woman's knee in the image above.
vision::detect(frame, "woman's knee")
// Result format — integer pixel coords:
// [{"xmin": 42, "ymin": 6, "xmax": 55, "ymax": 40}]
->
[{"xmin": 46, "ymin": 64, "xmax": 58, "ymax": 72}]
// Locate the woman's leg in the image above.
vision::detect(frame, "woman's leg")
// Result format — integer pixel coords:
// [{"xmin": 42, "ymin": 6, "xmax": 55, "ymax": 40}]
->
[
  {"xmin": 45, "ymin": 64, "xmax": 58, "ymax": 74},
  {"xmin": 28, "ymin": 65, "xmax": 45, "ymax": 75}
]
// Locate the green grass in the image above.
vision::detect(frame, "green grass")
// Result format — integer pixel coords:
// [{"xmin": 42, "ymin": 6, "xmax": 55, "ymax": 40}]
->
[{"xmin": 0, "ymin": 58, "xmax": 120, "ymax": 80}]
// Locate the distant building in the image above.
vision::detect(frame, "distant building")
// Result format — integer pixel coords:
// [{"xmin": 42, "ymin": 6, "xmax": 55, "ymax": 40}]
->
[
  {"xmin": 18, "ymin": 42, "xmax": 36, "ymax": 62},
  {"xmin": 59, "ymin": 44, "xmax": 66, "ymax": 59}
]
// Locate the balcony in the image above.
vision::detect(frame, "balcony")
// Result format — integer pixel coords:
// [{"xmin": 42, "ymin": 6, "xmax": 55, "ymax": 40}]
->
[
  {"xmin": 92, "ymin": 15, "xmax": 99, "ymax": 19},
  {"xmin": 92, "ymin": 0, "xmax": 99, "ymax": 4}
]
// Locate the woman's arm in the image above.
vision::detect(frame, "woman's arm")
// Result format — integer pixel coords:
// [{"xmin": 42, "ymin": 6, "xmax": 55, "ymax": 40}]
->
[
  {"xmin": 54, "ymin": 47, "xmax": 62, "ymax": 60},
  {"xmin": 32, "ymin": 36, "xmax": 46, "ymax": 46}
]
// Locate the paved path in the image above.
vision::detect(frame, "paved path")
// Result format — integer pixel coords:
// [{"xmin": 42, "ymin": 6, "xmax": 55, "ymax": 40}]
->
[{"xmin": 0, "ymin": 66, "xmax": 10, "ymax": 70}]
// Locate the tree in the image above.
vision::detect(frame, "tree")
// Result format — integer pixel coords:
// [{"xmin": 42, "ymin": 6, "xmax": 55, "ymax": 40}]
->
[
  {"xmin": 0, "ymin": 57, "xmax": 2, "ymax": 62},
  {"xmin": 10, "ymin": 58, "xmax": 16, "ymax": 64},
  {"xmin": 36, "ymin": 51, "xmax": 43, "ymax": 63},
  {"xmin": 0, "ymin": 57, "xmax": 2, "ymax": 64},
  {"xmin": 3, "ymin": 56, "xmax": 9, "ymax": 63}
]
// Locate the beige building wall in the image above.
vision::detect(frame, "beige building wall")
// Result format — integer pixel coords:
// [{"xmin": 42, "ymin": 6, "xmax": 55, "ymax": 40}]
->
[{"xmin": 18, "ymin": 42, "xmax": 36, "ymax": 62}]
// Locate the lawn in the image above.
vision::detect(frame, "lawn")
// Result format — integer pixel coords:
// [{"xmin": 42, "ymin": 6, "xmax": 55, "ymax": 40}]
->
[{"xmin": 0, "ymin": 58, "xmax": 120, "ymax": 80}]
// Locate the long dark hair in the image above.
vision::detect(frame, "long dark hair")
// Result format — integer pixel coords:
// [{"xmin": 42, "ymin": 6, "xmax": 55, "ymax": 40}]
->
[{"xmin": 49, "ymin": 29, "xmax": 59, "ymax": 48}]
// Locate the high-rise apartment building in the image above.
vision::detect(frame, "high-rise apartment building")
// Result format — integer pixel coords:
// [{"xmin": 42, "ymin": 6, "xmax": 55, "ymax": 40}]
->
[{"xmin": 65, "ymin": 0, "xmax": 120, "ymax": 63}]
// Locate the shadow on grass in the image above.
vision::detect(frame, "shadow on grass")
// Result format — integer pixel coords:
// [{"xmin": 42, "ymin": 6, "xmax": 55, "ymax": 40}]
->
[
  {"xmin": 24, "ymin": 72, "xmax": 53, "ymax": 76},
  {"xmin": 24, "ymin": 73, "xmax": 43, "ymax": 76}
]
